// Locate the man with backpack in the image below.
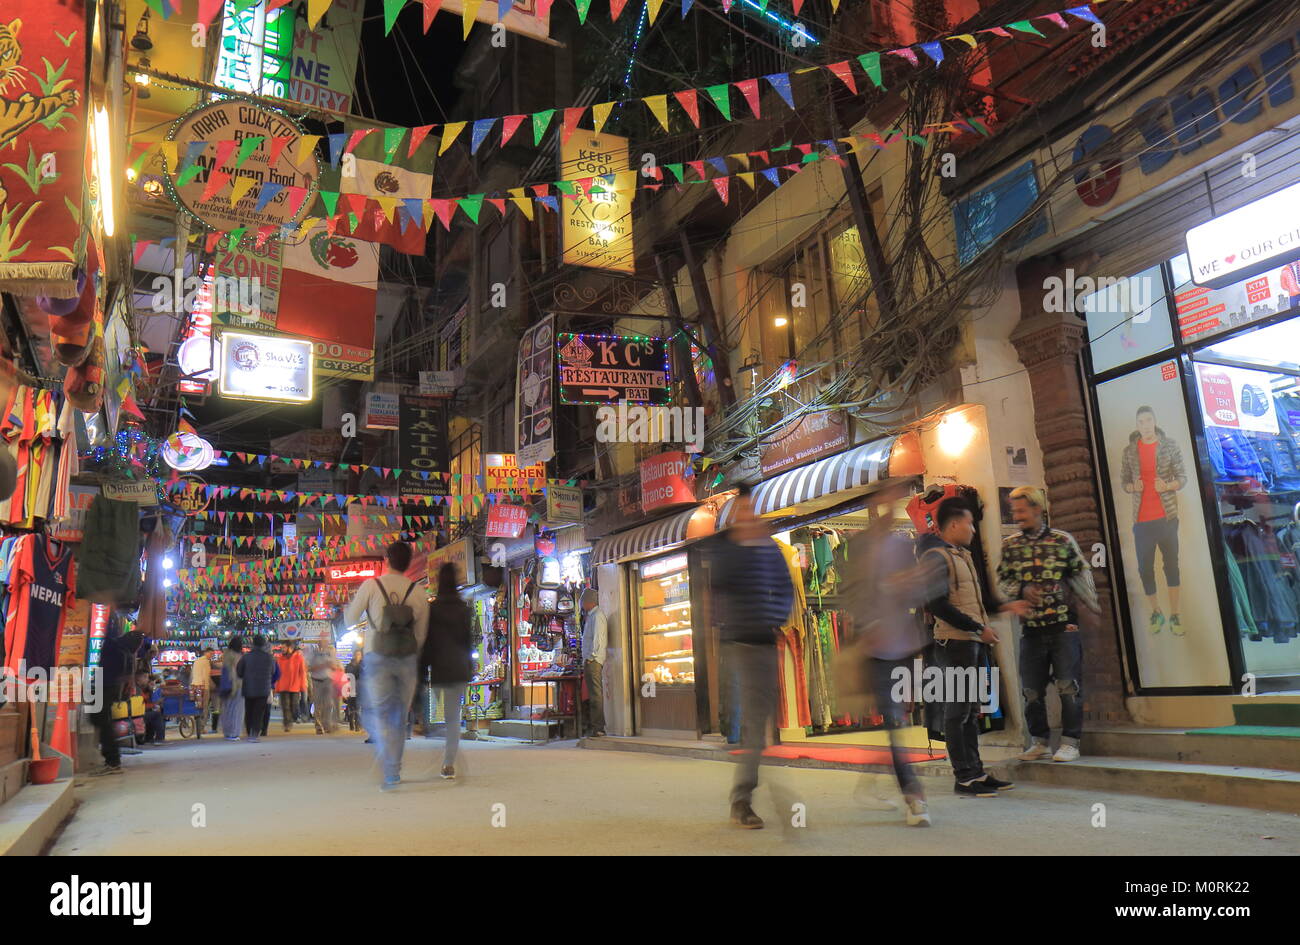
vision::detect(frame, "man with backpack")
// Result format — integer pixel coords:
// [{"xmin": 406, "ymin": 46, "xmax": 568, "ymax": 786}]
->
[{"xmin": 344, "ymin": 541, "xmax": 429, "ymax": 790}]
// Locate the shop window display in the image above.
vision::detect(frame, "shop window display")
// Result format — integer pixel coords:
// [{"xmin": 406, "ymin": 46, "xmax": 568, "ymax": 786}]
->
[{"xmin": 638, "ymin": 553, "xmax": 694, "ymax": 687}]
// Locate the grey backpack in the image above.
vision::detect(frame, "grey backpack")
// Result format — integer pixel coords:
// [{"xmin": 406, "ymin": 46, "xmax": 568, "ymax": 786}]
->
[{"xmin": 368, "ymin": 579, "xmax": 419, "ymax": 657}]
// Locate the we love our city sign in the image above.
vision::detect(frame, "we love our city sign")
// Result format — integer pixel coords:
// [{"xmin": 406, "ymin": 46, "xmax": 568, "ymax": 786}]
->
[{"xmin": 1185, "ymin": 180, "xmax": 1300, "ymax": 290}]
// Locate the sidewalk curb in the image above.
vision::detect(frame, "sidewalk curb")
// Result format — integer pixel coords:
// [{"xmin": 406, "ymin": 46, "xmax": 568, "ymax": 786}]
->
[{"xmin": 0, "ymin": 778, "xmax": 76, "ymax": 856}]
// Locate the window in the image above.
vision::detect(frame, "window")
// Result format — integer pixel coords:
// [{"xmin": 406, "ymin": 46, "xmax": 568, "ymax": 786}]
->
[
  {"xmin": 449, "ymin": 420, "xmax": 481, "ymax": 498},
  {"xmin": 953, "ymin": 161, "xmax": 1046, "ymax": 265}
]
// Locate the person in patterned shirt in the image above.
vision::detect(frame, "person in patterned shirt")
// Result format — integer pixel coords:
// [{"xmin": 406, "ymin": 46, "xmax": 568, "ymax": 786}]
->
[{"xmin": 996, "ymin": 487, "xmax": 1099, "ymax": 763}]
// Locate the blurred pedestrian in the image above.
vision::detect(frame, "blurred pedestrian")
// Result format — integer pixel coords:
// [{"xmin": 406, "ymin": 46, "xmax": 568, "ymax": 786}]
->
[
  {"xmin": 580, "ymin": 588, "xmax": 608, "ymax": 737},
  {"xmin": 707, "ymin": 484, "xmax": 794, "ymax": 829},
  {"xmin": 236, "ymin": 634, "xmax": 278, "ymax": 744},
  {"xmin": 309, "ymin": 645, "xmax": 341, "ymax": 734},
  {"xmin": 275, "ymin": 640, "xmax": 308, "ymax": 732},
  {"xmin": 191, "ymin": 648, "xmax": 215, "ymax": 732},
  {"xmin": 344, "ymin": 650, "xmax": 363, "ymax": 733},
  {"xmin": 344, "ymin": 541, "xmax": 428, "ymax": 790},
  {"xmin": 219, "ymin": 636, "xmax": 245, "ymax": 740},
  {"xmin": 86, "ymin": 625, "xmax": 141, "ymax": 776},
  {"xmin": 420, "ymin": 562, "xmax": 473, "ymax": 780}
]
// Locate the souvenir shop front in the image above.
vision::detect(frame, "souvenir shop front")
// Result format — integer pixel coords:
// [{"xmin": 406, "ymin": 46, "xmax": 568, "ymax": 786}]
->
[
  {"xmin": 592, "ymin": 503, "xmax": 720, "ymax": 737},
  {"xmin": 715, "ymin": 433, "xmax": 931, "ymax": 746},
  {"xmin": 1075, "ymin": 169, "xmax": 1300, "ymax": 713}
]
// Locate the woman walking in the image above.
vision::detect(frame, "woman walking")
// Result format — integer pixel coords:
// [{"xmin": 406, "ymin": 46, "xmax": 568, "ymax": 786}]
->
[
  {"xmin": 420, "ymin": 563, "xmax": 474, "ymax": 780},
  {"xmin": 219, "ymin": 636, "xmax": 245, "ymax": 740}
]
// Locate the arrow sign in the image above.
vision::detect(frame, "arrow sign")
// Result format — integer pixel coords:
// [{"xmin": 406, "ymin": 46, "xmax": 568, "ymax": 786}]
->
[{"xmin": 557, "ymin": 332, "xmax": 672, "ymax": 406}]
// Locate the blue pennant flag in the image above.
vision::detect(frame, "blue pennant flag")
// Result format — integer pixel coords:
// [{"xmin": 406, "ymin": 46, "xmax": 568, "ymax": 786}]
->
[
  {"xmin": 327, "ymin": 132, "xmax": 348, "ymax": 167},
  {"xmin": 537, "ymin": 195, "xmax": 560, "ymax": 213},
  {"xmin": 681, "ymin": 0, "xmax": 693, "ymax": 15},
  {"xmin": 919, "ymin": 41, "xmax": 944, "ymax": 65},
  {"xmin": 707, "ymin": 157, "xmax": 729, "ymax": 176},
  {"xmin": 255, "ymin": 181, "xmax": 283, "ymax": 213},
  {"xmin": 497, "ymin": 0, "xmax": 513, "ymax": 19},
  {"xmin": 761, "ymin": 167, "xmax": 781, "ymax": 187},
  {"xmin": 765, "ymin": 73, "xmax": 794, "ymax": 110},
  {"xmin": 470, "ymin": 117, "xmax": 496, "ymax": 155}
]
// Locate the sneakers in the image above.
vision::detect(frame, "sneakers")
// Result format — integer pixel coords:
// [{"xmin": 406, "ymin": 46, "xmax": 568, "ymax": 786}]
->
[
  {"xmin": 1169, "ymin": 614, "xmax": 1184, "ymax": 636},
  {"xmin": 246, "ymin": 736, "xmax": 260, "ymax": 743},
  {"xmin": 1053, "ymin": 744, "xmax": 1081, "ymax": 763},
  {"xmin": 954, "ymin": 779, "xmax": 999, "ymax": 798},
  {"xmin": 1018, "ymin": 741, "xmax": 1052, "ymax": 761},
  {"xmin": 978, "ymin": 774, "xmax": 1015, "ymax": 791},
  {"xmin": 87, "ymin": 763, "xmax": 122, "ymax": 777},
  {"xmin": 381, "ymin": 775, "xmax": 401, "ymax": 792},
  {"xmin": 223, "ymin": 736, "xmax": 240, "ymax": 741},
  {"xmin": 440, "ymin": 765, "xmax": 456, "ymax": 780},
  {"xmin": 905, "ymin": 798, "xmax": 931, "ymax": 827},
  {"xmin": 1149, "ymin": 610, "xmax": 1166, "ymax": 634},
  {"xmin": 730, "ymin": 801, "xmax": 765, "ymax": 828}
]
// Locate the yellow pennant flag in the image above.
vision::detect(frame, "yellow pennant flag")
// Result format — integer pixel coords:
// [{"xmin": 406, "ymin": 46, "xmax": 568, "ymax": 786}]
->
[
  {"xmin": 296, "ymin": 134, "xmax": 321, "ymax": 166},
  {"xmin": 644, "ymin": 94, "xmax": 670, "ymax": 133},
  {"xmin": 422, "ymin": 199, "xmax": 437, "ymax": 229},
  {"xmin": 296, "ymin": 216, "xmax": 322, "ymax": 240},
  {"xmin": 158, "ymin": 140, "xmax": 178, "ymax": 171},
  {"xmin": 731, "ymin": 152, "xmax": 751, "ymax": 170},
  {"xmin": 375, "ymin": 196, "xmax": 399, "ymax": 222},
  {"xmin": 307, "ymin": 0, "xmax": 331, "ymax": 29},
  {"xmin": 229, "ymin": 175, "xmax": 257, "ymax": 206},
  {"xmin": 462, "ymin": 0, "xmax": 484, "ymax": 38},
  {"xmin": 508, "ymin": 188, "xmax": 534, "ymax": 220},
  {"xmin": 952, "ymin": 33, "xmax": 978, "ymax": 48},
  {"xmin": 830, "ymin": 0, "xmax": 839, "ymax": 10},
  {"xmin": 592, "ymin": 102, "xmax": 615, "ymax": 134},
  {"xmin": 440, "ymin": 121, "xmax": 466, "ymax": 155},
  {"xmin": 736, "ymin": 171, "xmax": 756, "ymax": 190},
  {"xmin": 647, "ymin": 0, "xmax": 664, "ymax": 23},
  {"xmin": 614, "ymin": 170, "xmax": 638, "ymax": 192}
]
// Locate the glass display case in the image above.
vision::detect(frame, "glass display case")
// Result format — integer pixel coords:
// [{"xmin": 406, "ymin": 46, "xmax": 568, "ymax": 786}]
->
[{"xmin": 638, "ymin": 552, "xmax": 694, "ymax": 687}]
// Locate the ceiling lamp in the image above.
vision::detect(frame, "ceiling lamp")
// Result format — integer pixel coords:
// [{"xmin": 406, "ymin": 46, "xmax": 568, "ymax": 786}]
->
[{"xmin": 131, "ymin": 9, "xmax": 153, "ymax": 51}]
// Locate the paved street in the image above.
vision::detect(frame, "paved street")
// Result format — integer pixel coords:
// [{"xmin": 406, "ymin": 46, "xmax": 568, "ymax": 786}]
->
[{"xmin": 52, "ymin": 729, "xmax": 1300, "ymax": 856}]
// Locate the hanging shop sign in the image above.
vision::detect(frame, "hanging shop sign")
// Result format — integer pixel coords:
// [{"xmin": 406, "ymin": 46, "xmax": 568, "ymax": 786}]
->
[
  {"xmin": 1185, "ymin": 182, "xmax": 1300, "ymax": 290},
  {"xmin": 759, "ymin": 409, "xmax": 850, "ymax": 476},
  {"xmin": 164, "ymin": 100, "xmax": 319, "ymax": 234},
  {"xmin": 428, "ymin": 537, "xmax": 476, "ymax": 588},
  {"xmin": 177, "ymin": 278, "xmax": 216, "ymax": 395},
  {"xmin": 364, "ymin": 392, "xmax": 401, "ymax": 430},
  {"xmin": 283, "ymin": 522, "xmax": 298, "ymax": 555},
  {"xmin": 211, "ymin": 237, "xmax": 282, "ymax": 322},
  {"xmin": 560, "ymin": 130, "xmax": 635, "ymax": 272},
  {"xmin": 218, "ymin": 331, "xmax": 314, "ymax": 403},
  {"xmin": 273, "ymin": 620, "xmax": 333, "ymax": 643},
  {"xmin": 546, "ymin": 484, "xmax": 584, "ymax": 523},
  {"xmin": 557, "ymin": 332, "xmax": 671, "ymax": 405},
  {"xmin": 172, "ymin": 476, "xmax": 211, "ymax": 516},
  {"xmin": 324, "ymin": 559, "xmax": 384, "ymax": 583},
  {"xmin": 1173, "ymin": 263, "xmax": 1300, "ymax": 342},
  {"xmin": 484, "ymin": 453, "xmax": 547, "ymax": 492},
  {"xmin": 516, "ymin": 315, "xmax": 556, "ymax": 467},
  {"xmin": 101, "ymin": 480, "xmax": 159, "ymax": 506},
  {"xmin": 640, "ymin": 450, "xmax": 695, "ymax": 513},
  {"xmin": 288, "ymin": 0, "xmax": 363, "ymax": 113},
  {"xmin": 440, "ymin": 0, "xmax": 553, "ymax": 45},
  {"xmin": 214, "ymin": 0, "xmax": 297, "ymax": 98},
  {"xmin": 399, "ymin": 395, "xmax": 450, "ymax": 495},
  {"xmin": 486, "ymin": 504, "xmax": 530, "ymax": 539},
  {"xmin": 58, "ymin": 600, "xmax": 91, "ymax": 667},
  {"xmin": 419, "ymin": 370, "xmax": 462, "ymax": 397}
]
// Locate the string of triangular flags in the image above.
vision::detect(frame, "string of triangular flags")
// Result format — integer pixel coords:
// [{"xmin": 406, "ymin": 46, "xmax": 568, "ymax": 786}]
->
[
  {"xmin": 164, "ymin": 481, "xmax": 553, "ymax": 508},
  {"xmin": 170, "ymin": 454, "xmax": 585, "ymax": 491},
  {"xmin": 135, "ymin": 120, "xmax": 991, "ymax": 249},
  {"xmin": 177, "ymin": 534, "xmax": 439, "ymax": 587}
]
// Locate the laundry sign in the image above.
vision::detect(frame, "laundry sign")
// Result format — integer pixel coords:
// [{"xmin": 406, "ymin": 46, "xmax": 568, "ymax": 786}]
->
[{"xmin": 1185, "ymin": 180, "xmax": 1300, "ymax": 289}]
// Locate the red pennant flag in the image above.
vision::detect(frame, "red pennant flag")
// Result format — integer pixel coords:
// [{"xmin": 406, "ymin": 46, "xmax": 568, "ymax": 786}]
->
[
  {"xmin": 792, "ymin": 0, "xmax": 804, "ymax": 13},
  {"xmin": 267, "ymin": 135, "xmax": 292, "ymax": 166},
  {"xmin": 345, "ymin": 192, "xmax": 368, "ymax": 217},
  {"xmin": 345, "ymin": 128, "xmax": 377, "ymax": 154},
  {"xmin": 561, "ymin": 107, "xmax": 585, "ymax": 145},
  {"xmin": 828, "ymin": 60, "xmax": 857, "ymax": 94},
  {"xmin": 688, "ymin": 160, "xmax": 706, "ymax": 180},
  {"xmin": 487, "ymin": 196, "xmax": 507, "ymax": 217},
  {"xmin": 712, "ymin": 177, "xmax": 730, "ymax": 205},
  {"xmin": 610, "ymin": 0, "xmax": 628, "ymax": 19},
  {"xmin": 673, "ymin": 89, "xmax": 701, "ymax": 128},
  {"xmin": 284, "ymin": 185, "xmax": 309, "ymax": 218},
  {"xmin": 201, "ymin": 169, "xmax": 232, "ymax": 202},
  {"xmin": 408, "ymin": 124, "xmax": 434, "ymax": 157},
  {"xmin": 422, "ymin": 0, "xmax": 443, "ymax": 31},
  {"xmin": 501, "ymin": 115, "xmax": 526, "ymax": 147},
  {"xmin": 431, "ymin": 198, "xmax": 456, "ymax": 230},
  {"xmin": 255, "ymin": 224, "xmax": 276, "ymax": 247},
  {"xmin": 750, "ymin": 150, "xmax": 769, "ymax": 164},
  {"xmin": 734, "ymin": 78, "xmax": 761, "ymax": 118},
  {"xmin": 204, "ymin": 231, "xmax": 222, "ymax": 253}
]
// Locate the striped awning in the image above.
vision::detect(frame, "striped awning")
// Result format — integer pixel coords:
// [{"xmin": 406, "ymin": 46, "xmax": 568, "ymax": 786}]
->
[
  {"xmin": 591, "ymin": 505, "xmax": 716, "ymax": 566},
  {"xmin": 717, "ymin": 435, "xmax": 905, "ymax": 528}
]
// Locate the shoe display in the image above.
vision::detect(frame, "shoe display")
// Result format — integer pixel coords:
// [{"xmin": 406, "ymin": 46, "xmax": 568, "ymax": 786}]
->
[
  {"xmin": 905, "ymin": 799, "xmax": 931, "ymax": 827},
  {"xmin": 1053, "ymin": 744, "xmax": 1081, "ymax": 762},
  {"xmin": 978, "ymin": 774, "xmax": 1015, "ymax": 791},
  {"xmin": 1018, "ymin": 742, "xmax": 1052, "ymax": 761},
  {"xmin": 954, "ymin": 780, "xmax": 999, "ymax": 798},
  {"xmin": 730, "ymin": 801, "xmax": 764, "ymax": 829}
]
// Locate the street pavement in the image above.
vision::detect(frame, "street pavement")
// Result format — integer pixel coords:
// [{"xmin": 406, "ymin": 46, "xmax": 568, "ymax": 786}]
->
[{"xmin": 51, "ymin": 728, "xmax": 1300, "ymax": 856}]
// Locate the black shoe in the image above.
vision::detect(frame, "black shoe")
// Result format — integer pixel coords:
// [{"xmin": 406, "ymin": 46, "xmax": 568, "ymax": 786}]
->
[
  {"xmin": 978, "ymin": 774, "xmax": 1015, "ymax": 791},
  {"xmin": 730, "ymin": 801, "xmax": 764, "ymax": 828},
  {"xmin": 954, "ymin": 780, "xmax": 999, "ymax": 798}
]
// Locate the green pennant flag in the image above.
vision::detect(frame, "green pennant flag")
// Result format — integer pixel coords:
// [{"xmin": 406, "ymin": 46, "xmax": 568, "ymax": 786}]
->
[
  {"xmin": 704, "ymin": 84, "xmax": 732, "ymax": 121},
  {"xmin": 574, "ymin": 0, "xmax": 593, "ymax": 23},
  {"xmin": 801, "ymin": 152, "xmax": 821, "ymax": 163},
  {"xmin": 554, "ymin": 180, "xmax": 578, "ymax": 196},
  {"xmin": 383, "ymin": 0, "xmax": 406, "ymax": 34},
  {"xmin": 858, "ymin": 52, "xmax": 884, "ymax": 89},
  {"xmin": 176, "ymin": 163, "xmax": 203, "ymax": 187},
  {"xmin": 905, "ymin": 134, "xmax": 929, "ymax": 148},
  {"xmin": 347, "ymin": 212, "xmax": 359, "ymax": 231},
  {"xmin": 1006, "ymin": 19, "xmax": 1044, "ymax": 37},
  {"xmin": 234, "ymin": 135, "xmax": 264, "ymax": 168},
  {"xmin": 228, "ymin": 226, "xmax": 247, "ymax": 246},
  {"xmin": 966, "ymin": 116, "xmax": 991, "ymax": 136},
  {"xmin": 383, "ymin": 126, "xmax": 406, "ymax": 162},
  {"xmin": 458, "ymin": 194, "xmax": 484, "ymax": 223},
  {"xmin": 771, "ymin": 141, "xmax": 793, "ymax": 151},
  {"xmin": 533, "ymin": 109, "xmax": 556, "ymax": 145},
  {"xmin": 666, "ymin": 163, "xmax": 685, "ymax": 182},
  {"xmin": 321, "ymin": 190, "xmax": 339, "ymax": 216}
]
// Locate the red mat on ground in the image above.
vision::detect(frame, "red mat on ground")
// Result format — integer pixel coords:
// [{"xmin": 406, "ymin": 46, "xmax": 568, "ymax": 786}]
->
[{"xmin": 727, "ymin": 744, "xmax": 946, "ymax": 765}]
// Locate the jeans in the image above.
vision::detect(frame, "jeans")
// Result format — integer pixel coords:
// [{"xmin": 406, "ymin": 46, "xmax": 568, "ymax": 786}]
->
[
  {"xmin": 868, "ymin": 656, "xmax": 923, "ymax": 796},
  {"xmin": 361, "ymin": 653, "xmax": 419, "ymax": 780},
  {"xmin": 1020, "ymin": 627, "xmax": 1084, "ymax": 743},
  {"xmin": 724, "ymin": 641, "xmax": 779, "ymax": 806},
  {"xmin": 931, "ymin": 639, "xmax": 986, "ymax": 784},
  {"xmin": 311, "ymin": 678, "xmax": 338, "ymax": 733},
  {"xmin": 584, "ymin": 659, "xmax": 606, "ymax": 734},
  {"xmin": 142, "ymin": 708, "xmax": 166, "ymax": 743},
  {"xmin": 244, "ymin": 696, "xmax": 268, "ymax": 738},
  {"xmin": 220, "ymin": 692, "xmax": 244, "ymax": 738},
  {"xmin": 433, "ymin": 683, "xmax": 467, "ymax": 766},
  {"xmin": 1133, "ymin": 517, "xmax": 1179, "ymax": 597},
  {"xmin": 90, "ymin": 699, "xmax": 120, "ymax": 766},
  {"xmin": 279, "ymin": 691, "xmax": 298, "ymax": 730}
]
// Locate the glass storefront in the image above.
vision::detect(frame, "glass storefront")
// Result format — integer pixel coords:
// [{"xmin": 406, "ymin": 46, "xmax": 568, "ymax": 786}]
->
[
  {"xmin": 634, "ymin": 551, "xmax": 700, "ymax": 733},
  {"xmin": 1084, "ymin": 244, "xmax": 1300, "ymax": 690}
]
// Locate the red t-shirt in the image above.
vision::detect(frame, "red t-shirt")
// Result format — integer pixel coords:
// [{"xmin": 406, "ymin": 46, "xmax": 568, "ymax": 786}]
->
[{"xmin": 1137, "ymin": 439, "xmax": 1165, "ymax": 522}]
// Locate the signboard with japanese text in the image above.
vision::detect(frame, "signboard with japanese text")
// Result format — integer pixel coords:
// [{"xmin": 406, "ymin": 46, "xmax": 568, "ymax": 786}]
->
[
  {"xmin": 486, "ymin": 504, "xmax": 530, "ymax": 539},
  {"xmin": 557, "ymin": 332, "xmax": 671, "ymax": 405}
]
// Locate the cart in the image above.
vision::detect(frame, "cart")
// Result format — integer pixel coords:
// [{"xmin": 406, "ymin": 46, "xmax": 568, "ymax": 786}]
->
[{"xmin": 160, "ymin": 687, "xmax": 206, "ymax": 739}]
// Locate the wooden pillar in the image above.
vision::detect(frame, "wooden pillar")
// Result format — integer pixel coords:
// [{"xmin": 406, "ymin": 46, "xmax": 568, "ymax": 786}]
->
[{"xmin": 1010, "ymin": 264, "xmax": 1132, "ymax": 725}]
